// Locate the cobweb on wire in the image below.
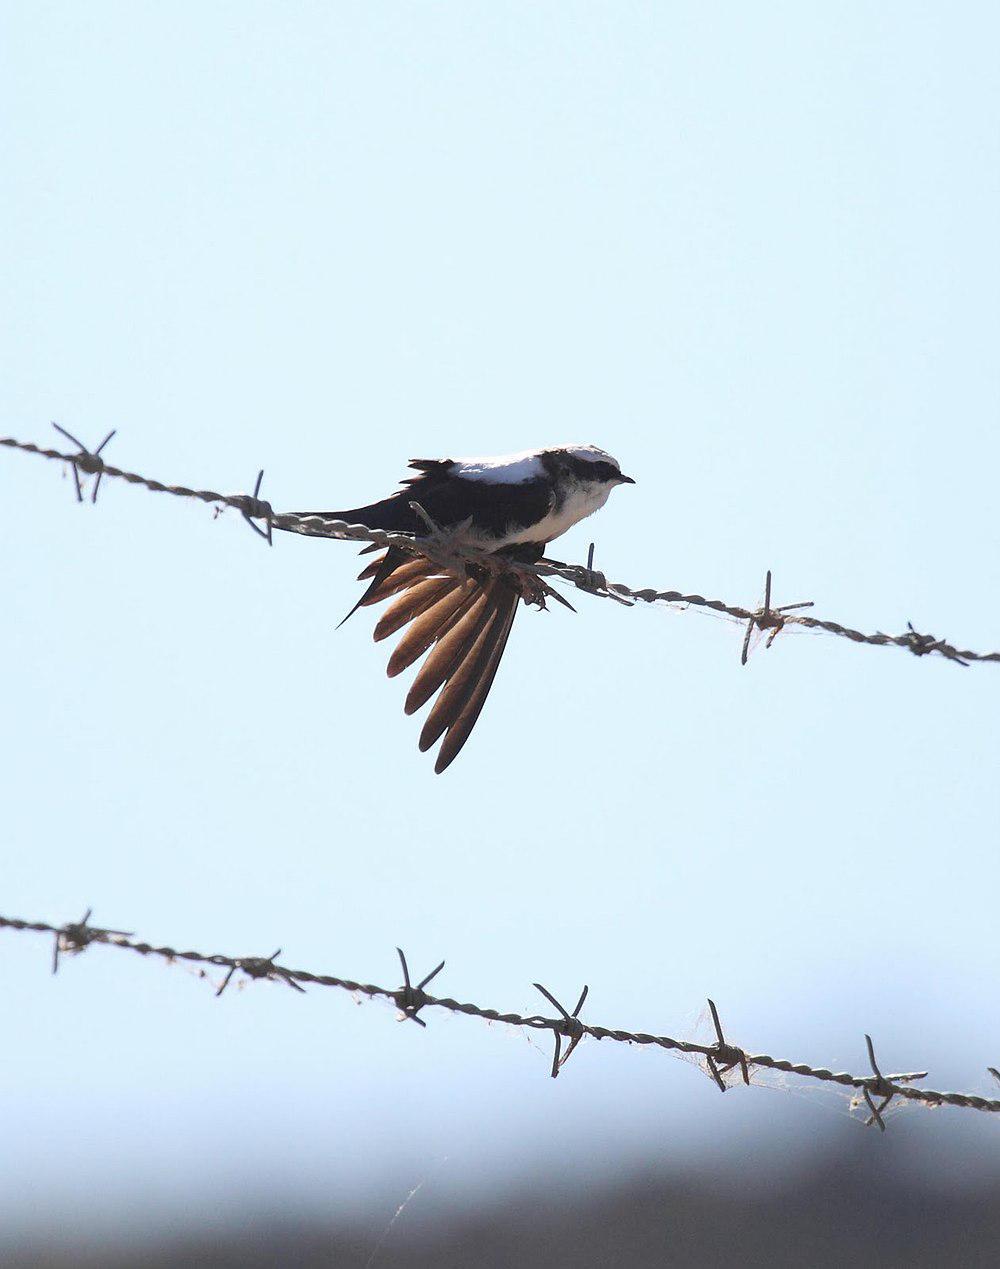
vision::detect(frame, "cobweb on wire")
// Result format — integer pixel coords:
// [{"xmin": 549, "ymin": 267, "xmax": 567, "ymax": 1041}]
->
[{"xmin": 670, "ymin": 1004, "xmax": 923, "ymax": 1127}]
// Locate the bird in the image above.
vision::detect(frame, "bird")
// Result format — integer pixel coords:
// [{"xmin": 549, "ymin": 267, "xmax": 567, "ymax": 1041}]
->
[{"xmin": 281, "ymin": 444, "xmax": 634, "ymax": 773}]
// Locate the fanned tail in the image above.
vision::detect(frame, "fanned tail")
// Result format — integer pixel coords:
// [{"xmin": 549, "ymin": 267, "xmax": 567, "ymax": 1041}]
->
[
  {"xmin": 347, "ymin": 543, "xmax": 545, "ymax": 772},
  {"xmin": 337, "ymin": 546, "xmax": 422, "ymax": 628}
]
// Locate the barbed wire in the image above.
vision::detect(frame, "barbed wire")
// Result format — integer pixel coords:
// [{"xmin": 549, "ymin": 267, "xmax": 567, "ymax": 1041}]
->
[
  {"xmin": 3, "ymin": 428, "xmax": 998, "ymax": 667},
  {"xmin": 2, "ymin": 909, "xmax": 998, "ymax": 1129},
  {"xmin": 6, "ymin": 431, "xmax": 997, "ymax": 1134}
]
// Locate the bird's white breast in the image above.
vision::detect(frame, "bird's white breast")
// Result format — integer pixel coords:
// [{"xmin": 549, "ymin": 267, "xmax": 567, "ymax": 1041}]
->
[
  {"xmin": 446, "ymin": 446, "xmax": 615, "ymax": 549},
  {"xmin": 500, "ymin": 481, "xmax": 612, "ymax": 546}
]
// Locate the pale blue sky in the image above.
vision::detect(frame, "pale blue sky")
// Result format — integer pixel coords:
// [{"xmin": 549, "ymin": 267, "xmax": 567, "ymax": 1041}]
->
[{"xmin": 1, "ymin": 0, "xmax": 998, "ymax": 1251}]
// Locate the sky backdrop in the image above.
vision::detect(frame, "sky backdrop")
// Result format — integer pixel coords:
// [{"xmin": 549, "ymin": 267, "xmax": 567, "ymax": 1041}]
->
[{"xmin": 2, "ymin": 0, "xmax": 999, "ymax": 1256}]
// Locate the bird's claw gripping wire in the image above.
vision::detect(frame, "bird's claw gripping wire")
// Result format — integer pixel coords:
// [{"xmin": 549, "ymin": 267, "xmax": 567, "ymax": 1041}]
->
[{"xmin": 408, "ymin": 501, "xmax": 575, "ymax": 614}]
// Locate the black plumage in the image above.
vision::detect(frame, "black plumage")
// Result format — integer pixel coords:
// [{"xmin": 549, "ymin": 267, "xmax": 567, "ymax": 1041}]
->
[{"xmin": 301, "ymin": 458, "xmax": 554, "ymax": 540}]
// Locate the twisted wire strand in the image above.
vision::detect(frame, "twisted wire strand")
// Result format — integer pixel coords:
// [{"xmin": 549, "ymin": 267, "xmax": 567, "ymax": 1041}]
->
[
  {"xmin": 3, "ymin": 434, "xmax": 997, "ymax": 666},
  {"xmin": 2, "ymin": 911, "xmax": 998, "ymax": 1120},
  {"xmin": 6, "ymin": 436, "xmax": 997, "ymax": 1124}
]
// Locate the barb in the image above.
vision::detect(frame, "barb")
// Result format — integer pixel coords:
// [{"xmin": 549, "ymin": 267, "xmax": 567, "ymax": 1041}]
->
[
  {"xmin": 394, "ymin": 947, "xmax": 445, "ymax": 1027},
  {"xmin": 706, "ymin": 998, "xmax": 751, "ymax": 1089},
  {"xmin": 2, "ymin": 433, "xmax": 997, "ymax": 667},
  {"xmin": 52, "ymin": 907, "xmax": 133, "ymax": 975},
  {"xmin": 216, "ymin": 947, "xmax": 306, "ymax": 997},
  {"xmin": 239, "ymin": 469, "xmax": 273, "ymax": 546},
  {"xmin": 49, "ymin": 423, "xmax": 116, "ymax": 504},
  {"xmin": 849, "ymin": 1033, "xmax": 929, "ymax": 1131},
  {"xmin": 533, "ymin": 981, "xmax": 589, "ymax": 1077},
  {"xmin": 2, "ymin": 911, "xmax": 998, "ymax": 1124},
  {"xmin": 861, "ymin": 1033, "xmax": 895, "ymax": 1132},
  {"xmin": 740, "ymin": 570, "xmax": 813, "ymax": 667}
]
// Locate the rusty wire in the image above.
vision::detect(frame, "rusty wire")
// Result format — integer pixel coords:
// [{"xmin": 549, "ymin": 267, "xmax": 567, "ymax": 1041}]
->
[
  {"xmin": 2, "ymin": 909, "xmax": 998, "ymax": 1126},
  {"xmin": 2, "ymin": 430, "xmax": 998, "ymax": 667}
]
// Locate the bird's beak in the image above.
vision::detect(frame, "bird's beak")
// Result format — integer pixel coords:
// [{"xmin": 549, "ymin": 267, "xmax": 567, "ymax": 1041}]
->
[{"xmin": 616, "ymin": 474, "xmax": 635, "ymax": 485}]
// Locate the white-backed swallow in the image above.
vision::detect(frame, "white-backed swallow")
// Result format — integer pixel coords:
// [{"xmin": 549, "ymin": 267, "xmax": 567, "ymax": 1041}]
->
[{"xmin": 283, "ymin": 444, "xmax": 634, "ymax": 772}]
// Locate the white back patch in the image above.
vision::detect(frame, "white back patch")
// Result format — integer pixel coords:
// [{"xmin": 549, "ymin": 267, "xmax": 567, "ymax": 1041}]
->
[
  {"xmin": 451, "ymin": 449, "xmax": 546, "ymax": 484},
  {"xmin": 450, "ymin": 443, "xmax": 619, "ymax": 484}
]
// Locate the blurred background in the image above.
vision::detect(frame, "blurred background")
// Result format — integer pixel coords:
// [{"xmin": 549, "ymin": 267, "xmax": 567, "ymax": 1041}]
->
[{"xmin": 2, "ymin": 2, "xmax": 998, "ymax": 1265}]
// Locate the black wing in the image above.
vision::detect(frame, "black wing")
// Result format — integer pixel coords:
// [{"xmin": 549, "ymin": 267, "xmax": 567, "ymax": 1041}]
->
[{"xmin": 281, "ymin": 460, "xmax": 553, "ymax": 540}]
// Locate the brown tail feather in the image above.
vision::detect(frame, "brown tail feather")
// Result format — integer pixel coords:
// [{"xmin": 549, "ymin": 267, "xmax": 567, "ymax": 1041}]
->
[
  {"xmin": 404, "ymin": 591, "xmax": 492, "ymax": 716},
  {"xmin": 338, "ymin": 546, "xmax": 411, "ymax": 629},
  {"xmin": 342, "ymin": 541, "xmax": 548, "ymax": 771},
  {"xmin": 359, "ymin": 555, "xmax": 433, "ymax": 606},
  {"xmin": 419, "ymin": 591, "xmax": 513, "ymax": 753},
  {"xmin": 386, "ymin": 580, "xmax": 478, "ymax": 676},
  {"xmin": 433, "ymin": 599, "xmax": 519, "ymax": 773},
  {"xmin": 357, "ymin": 554, "xmax": 385, "ymax": 581},
  {"xmin": 373, "ymin": 576, "xmax": 454, "ymax": 642}
]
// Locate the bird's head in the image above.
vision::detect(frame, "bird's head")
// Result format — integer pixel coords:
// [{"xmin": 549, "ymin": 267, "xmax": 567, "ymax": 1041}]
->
[{"xmin": 544, "ymin": 443, "xmax": 635, "ymax": 494}]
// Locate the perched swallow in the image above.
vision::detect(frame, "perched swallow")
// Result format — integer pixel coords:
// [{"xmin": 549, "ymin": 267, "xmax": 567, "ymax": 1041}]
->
[{"xmin": 283, "ymin": 444, "xmax": 634, "ymax": 772}]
